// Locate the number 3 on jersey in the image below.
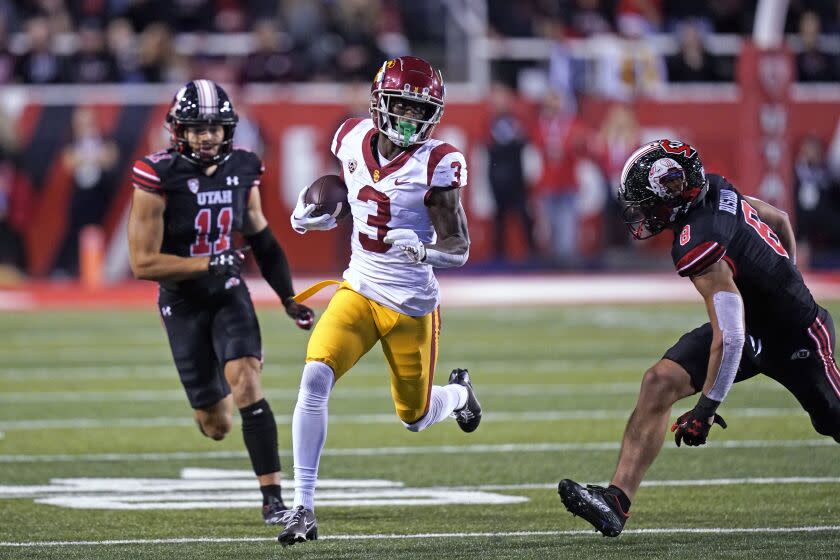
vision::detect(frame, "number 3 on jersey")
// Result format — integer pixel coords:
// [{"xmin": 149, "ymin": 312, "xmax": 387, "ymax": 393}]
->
[
  {"xmin": 190, "ymin": 207, "xmax": 232, "ymax": 256},
  {"xmin": 741, "ymin": 200, "xmax": 788, "ymax": 258},
  {"xmin": 357, "ymin": 186, "xmax": 392, "ymax": 253}
]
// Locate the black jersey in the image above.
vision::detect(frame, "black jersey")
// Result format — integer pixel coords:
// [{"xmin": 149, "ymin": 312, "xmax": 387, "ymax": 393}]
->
[
  {"xmin": 671, "ymin": 174, "xmax": 818, "ymax": 339},
  {"xmin": 132, "ymin": 148, "xmax": 263, "ymax": 294}
]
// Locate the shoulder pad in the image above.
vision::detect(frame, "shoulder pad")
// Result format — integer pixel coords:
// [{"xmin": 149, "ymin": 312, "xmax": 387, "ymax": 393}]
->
[
  {"xmin": 132, "ymin": 156, "xmax": 167, "ymax": 194},
  {"xmin": 674, "ymin": 238, "xmax": 726, "ymax": 277},
  {"xmin": 426, "ymin": 143, "xmax": 467, "ymax": 188},
  {"xmin": 331, "ymin": 118, "xmax": 367, "ymax": 157},
  {"xmin": 233, "ymin": 148, "xmax": 265, "ymax": 176}
]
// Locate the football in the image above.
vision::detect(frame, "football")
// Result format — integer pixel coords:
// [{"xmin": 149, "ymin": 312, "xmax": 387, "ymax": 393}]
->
[{"xmin": 304, "ymin": 174, "xmax": 350, "ymax": 220}]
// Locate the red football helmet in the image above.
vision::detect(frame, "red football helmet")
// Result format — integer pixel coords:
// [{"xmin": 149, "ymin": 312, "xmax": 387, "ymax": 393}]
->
[{"xmin": 370, "ymin": 56, "xmax": 445, "ymax": 147}]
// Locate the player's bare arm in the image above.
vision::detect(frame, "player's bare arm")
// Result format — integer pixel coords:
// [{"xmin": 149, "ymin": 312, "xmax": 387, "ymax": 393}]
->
[
  {"xmin": 244, "ymin": 185, "xmax": 314, "ymax": 329},
  {"xmin": 128, "ymin": 187, "xmax": 210, "ymax": 281},
  {"xmin": 744, "ymin": 195, "xmax": 797, "ymax": 263},
  {"xmin": 426, "ymin": 187, "xmax": 470, "ymax": 259}
]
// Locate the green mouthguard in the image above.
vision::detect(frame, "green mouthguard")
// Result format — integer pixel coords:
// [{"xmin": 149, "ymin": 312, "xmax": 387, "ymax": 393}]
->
[{"xmin": 397, "ymin": 121, "xmax": 417, "ymax": 147}]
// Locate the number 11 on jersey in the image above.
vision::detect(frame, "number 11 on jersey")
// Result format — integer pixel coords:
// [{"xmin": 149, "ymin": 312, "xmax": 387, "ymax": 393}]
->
[{"xmin": 190, "ymin": 207, "xmax": 232, "ymax": 256}]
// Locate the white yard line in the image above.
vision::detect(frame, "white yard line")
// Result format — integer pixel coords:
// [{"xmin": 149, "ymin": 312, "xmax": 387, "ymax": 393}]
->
[
  {"xmin": 0, "ymin": 407, "xmax": 806, "ymax": 431},
  {"xmin": 470, "ymin": 477, "xmax": 840, "ymax": 491},
  {"xmin": 0, "ymin": 381, "xmax": 786, "ymax": 402},
  {"xmin": 1, "ymin": 525, "xmax": 839, "ymax": 547},
  {"xmin": 0, "ymin": 438, "xmax": 834, "ymax": 463},
  {"xmin": 0, "ymin": 358, "xmax": 658, "ymax": 380}
]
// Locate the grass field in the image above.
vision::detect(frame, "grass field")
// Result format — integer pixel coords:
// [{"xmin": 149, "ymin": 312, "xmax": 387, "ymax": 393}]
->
[{"xmin": 1, "ymin": 301, "xmax": 840, "ymax": 559}]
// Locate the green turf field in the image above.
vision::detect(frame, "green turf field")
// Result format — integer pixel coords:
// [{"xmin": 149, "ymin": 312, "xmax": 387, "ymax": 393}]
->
[{"xmin": 1, "ymin": 302, "xmax": 839, "ymax": 559}]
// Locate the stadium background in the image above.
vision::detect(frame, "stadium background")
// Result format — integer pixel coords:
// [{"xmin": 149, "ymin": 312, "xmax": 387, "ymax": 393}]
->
[{"xmin": 0, "ymin": 0, "xmax": 838, "ymax": 290}]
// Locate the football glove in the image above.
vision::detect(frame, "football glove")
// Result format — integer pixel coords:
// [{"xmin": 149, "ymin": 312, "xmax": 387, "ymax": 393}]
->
[
  {"xmin": 208, "ymin": 249, "xmax": 246, "ymax": 277},
  {"xmin": 671, "ymin": 406, "xmax": 727, "ymax": 447},
  {"xmin": 383, "ymin": 228, "xmax": 426, "ymax": 264},
  {"xmin": 290, "ymin": 187, "xmax": 337, "ymax": 234},
  {"xmin": 284, "ymin": 299, "xmax": 315, "ymax": 330}
]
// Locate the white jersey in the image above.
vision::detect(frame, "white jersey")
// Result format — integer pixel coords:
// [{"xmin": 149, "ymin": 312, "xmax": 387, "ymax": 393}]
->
[{"xmin": 330, "ymin": 118, "xmax": 468, "ymax": 316}]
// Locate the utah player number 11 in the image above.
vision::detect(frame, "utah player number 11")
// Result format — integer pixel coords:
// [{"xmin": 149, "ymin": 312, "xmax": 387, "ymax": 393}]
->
[{"xmin": 127, "ymin": 79, "xmax": 314, "ymax": 525}]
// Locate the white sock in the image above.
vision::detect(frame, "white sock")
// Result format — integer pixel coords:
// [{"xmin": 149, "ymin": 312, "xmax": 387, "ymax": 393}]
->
[
  {"xmin": 292, "ymin": 361, "xmax": 334, "ymax": 511},
  {"xmin": 404, "ymin": 384, "xmax": 466, "ymax": 432}
]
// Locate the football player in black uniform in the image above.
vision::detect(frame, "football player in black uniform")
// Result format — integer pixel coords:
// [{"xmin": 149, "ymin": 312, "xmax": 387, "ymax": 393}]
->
[
  {"xmin": 127, "ymin": 80, "xmax": 315, "ymax": 525},
  {"xmin": 558, "ymin": 139, "xmax": 840, "ymax": 536}
]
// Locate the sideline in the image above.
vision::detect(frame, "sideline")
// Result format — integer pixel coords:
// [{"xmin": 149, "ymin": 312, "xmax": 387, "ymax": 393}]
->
[{"xmin": 4, "ymin": 272, "xmax": 840, "ymax": 310}]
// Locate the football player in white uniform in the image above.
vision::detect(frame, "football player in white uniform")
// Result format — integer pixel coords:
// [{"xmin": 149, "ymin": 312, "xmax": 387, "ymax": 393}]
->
[{"xmin": 277, "ymin": 56, "xmax": 481, "ymax": 546}]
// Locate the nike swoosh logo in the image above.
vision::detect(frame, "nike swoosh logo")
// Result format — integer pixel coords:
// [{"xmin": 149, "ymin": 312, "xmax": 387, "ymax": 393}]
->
[{"xmin": 394, "ymin": 179, "xmax": 411, "ymax": 185}]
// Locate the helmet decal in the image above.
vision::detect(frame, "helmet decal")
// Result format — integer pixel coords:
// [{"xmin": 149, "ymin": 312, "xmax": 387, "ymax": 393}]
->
[{"xmin": 647, "ymin": 158, "xmax": 684, "ymax": 197}]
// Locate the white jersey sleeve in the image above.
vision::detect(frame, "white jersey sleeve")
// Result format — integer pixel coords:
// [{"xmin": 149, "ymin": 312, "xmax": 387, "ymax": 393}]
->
[{"xmin": 427, "ymin": 144, "xmax": 468, "ymax": 189}]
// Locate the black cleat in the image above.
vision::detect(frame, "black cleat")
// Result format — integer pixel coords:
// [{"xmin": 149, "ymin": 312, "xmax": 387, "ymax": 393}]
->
[
  {"xmin": 558, "ymin": 479, "xmax": 628, "ymax": 537},
  {"xmin": 449, "ymin": 368, "xmax": 482, "ymax": 433},
  {"xmin": 277, "ymin": 506, "xmax": 318, "ymax": 546},
  {"xmin": 262, "ymin": 499, "xmax": 290, "ymax": 526}
]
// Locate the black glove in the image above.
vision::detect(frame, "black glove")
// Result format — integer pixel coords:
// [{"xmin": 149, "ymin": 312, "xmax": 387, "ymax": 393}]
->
[
  {"xmin": 208, "ymin": 249, "xmax": 246, "ymax": 277},
  {"xmin": 671, "ymin": 401, "xmax": 727, "ymax": 447},
  {"xmin": 284, "ymin": 298, "xmax": 315, "ymax": 330}
]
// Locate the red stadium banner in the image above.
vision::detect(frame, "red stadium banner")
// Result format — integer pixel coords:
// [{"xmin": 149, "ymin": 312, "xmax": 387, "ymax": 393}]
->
[{"xmin": 12, "ymin": 88, "xmax": 840, "ymax": 277}]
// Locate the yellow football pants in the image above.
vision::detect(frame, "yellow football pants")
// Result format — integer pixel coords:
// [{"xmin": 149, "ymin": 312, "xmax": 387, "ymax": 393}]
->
[{"xmin": 305, "ymin": 282, "xmax": 441, "ymax": 424}]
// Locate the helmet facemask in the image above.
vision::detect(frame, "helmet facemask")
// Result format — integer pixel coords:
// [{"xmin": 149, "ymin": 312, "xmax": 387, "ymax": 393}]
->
[
  {"xmin": 166, "ymin": 80, "xmax": 238, "ymax": 167},
  {"xmin": 168, "ymin": 120, "xmax": 237, "ymax": 167},
  {"xmin": 370, "ymin": 90, "xmax": 443, "ymax": 148}
]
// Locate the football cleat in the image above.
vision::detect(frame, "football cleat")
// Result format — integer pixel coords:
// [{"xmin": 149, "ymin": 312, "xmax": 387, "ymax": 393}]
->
[
  {"xmin": 558, "ymin": 479, "xmax": 628, "ymax": 537},
  {"xmin": 449, "ymin": 368, "xmax": 482, "ymax": 433},
  {"xmin": 277, "ymin": 506, "xmax": 318, "ymax": 546},
  {"xmin": 262, "ymin": 499, "xmax": 290, "ymax": 526}
]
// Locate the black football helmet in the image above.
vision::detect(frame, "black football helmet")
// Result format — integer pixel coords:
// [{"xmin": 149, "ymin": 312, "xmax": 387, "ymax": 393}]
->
[
  {"xmin": 618, "ymin": 139, "xmax": 708, "ymax": 239},
  {"xmin": 166, "ymin": 80, "xmax": 238, "ymax": 167}
]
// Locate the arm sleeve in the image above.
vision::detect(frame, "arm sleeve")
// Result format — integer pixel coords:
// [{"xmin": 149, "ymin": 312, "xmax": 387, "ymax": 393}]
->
[
  {"xmin": 707, "ymin": 291, "xmax": 745, "ymax": 403},
  {"xmin": 244, "ymin": 226, "xmax": 294, "ymax": 303},
  {"xmin": 424, "ymin": 248, "xmax": 469, "ymax": 268}
]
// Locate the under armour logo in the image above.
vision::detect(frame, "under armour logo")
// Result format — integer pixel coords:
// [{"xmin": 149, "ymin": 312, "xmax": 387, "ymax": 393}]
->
[
  {"xmin": 226, "ymin": 176, "xmax": 239, "ymax": 186},
  {"xmin": 748, "ymin": 335, "xmax": 762, "ymax": 358},
  {"xmin": 218, "ymin": 254, "xmax": 235, "ymax": 265},
  {"xmin": 790, "ymin": 349, "xmax": 810, "ymax": 360},
  {"xmin": 161, "ymin": 306, "xmax": 172, "ymax": 317}
]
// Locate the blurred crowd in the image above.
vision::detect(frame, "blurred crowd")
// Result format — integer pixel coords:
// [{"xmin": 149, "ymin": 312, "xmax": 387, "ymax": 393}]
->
[
  {"xmin": 0, "ymin": 0, "xmax": 837, "ymax": 85},
  {"xmin": 482, "ymin": 85, "xmax": 840, "ymax": 270},
  {"xmin": 0, "ymin": 0, "xmax": 427, "ymax": 84}
]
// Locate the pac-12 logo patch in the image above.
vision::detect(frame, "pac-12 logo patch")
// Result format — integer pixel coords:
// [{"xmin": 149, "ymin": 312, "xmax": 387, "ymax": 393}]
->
[
  {"xmin": 187, "ymin": 178, "xmax": 200, "ymax": 194},
  {"xmin": 348, "ymin": 158, "xmax": 357, "ymax": 174},
  {"xmin": 679, "ymin": 225, "xmax": 691, "ymax": 246}
]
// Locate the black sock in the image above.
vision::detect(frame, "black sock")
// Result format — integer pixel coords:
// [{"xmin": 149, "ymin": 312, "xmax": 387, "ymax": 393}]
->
[
  {"xmin": 260, "ymin": 484, "xmax": 284, "ymax": 506},
  {"xmin": 240, "ymin": 399, "xmax": 281, "ymax": 477},
  {"xmin": 607, "ymin": 484, "xmax": 631, "ymax": 513}
]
